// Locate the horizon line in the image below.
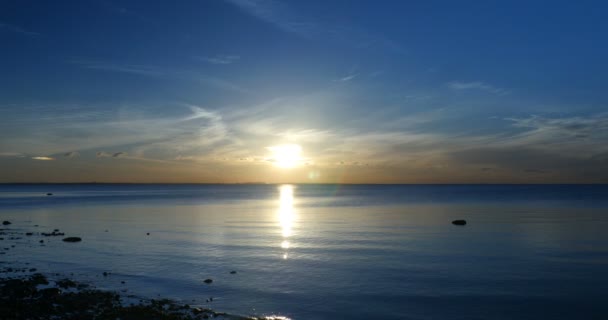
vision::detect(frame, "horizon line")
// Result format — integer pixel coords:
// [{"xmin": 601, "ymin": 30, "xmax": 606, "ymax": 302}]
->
[{"xmin": 1, "ymin": 182, "xmax": 607, "ymax": 186}]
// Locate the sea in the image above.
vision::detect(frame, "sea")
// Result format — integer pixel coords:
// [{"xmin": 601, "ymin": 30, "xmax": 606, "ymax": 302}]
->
[{"xmin": 1, "ymin": 184, "xmax": 608, "ymax": 319}]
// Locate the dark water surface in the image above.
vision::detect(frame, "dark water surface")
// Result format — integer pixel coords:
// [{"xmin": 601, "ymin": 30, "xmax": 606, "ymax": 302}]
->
[{"xmin": 1, "ymin": 184, "xmax": 608, "ymax": 319}]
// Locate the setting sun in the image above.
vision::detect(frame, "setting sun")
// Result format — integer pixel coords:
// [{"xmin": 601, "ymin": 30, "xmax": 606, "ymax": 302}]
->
[{"xmin": 268, "ymin": 144, "xmax": 303, "ymax": 168}]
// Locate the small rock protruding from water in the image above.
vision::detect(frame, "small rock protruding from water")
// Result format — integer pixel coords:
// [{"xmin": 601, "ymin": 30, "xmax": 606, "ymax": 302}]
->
[
  {"xmin": 26, "ymin": 232, "xmax": 33, "ymax": 236},
  {"xmin": 2, "ymin": 221, "xmax": 11, "ymax": 225},
  {"xmin": 46, "ymin": 193, "xmax": 53, "ymax": 196},
  {"xmin": 230, "ymin": 271, "xmax": 237, "ymax": 274},
  {"xmin": 452, "ymin": 219, "xmax": 467, "ymax": 226},
  {"xmin": 39, "ymin": 240, "xmax": 44, "ymax": 243},
  {"xmin": 62, "ymin": 237, "xmax": 82, "ymax": 242},
  {"xmin": 203, "ymin": 279, "xmax": 213, "ymax": 284},
  {"xmin": 146, "ymin": 232, "xmax": 150, "ymax": 236},
  {"xmin": 103, "ymin": 272, "xmax": 108, "ymax": 277}
]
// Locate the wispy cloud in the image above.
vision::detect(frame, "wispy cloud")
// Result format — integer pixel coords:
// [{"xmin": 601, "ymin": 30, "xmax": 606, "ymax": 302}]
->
[
  {"xmin": 196, "ymin": 55, "xmax": 240, "ymax": 65},
  {"xmin": 96, "ymin": 151, "xmax": 127, "ymax": 158},
  {"xmin": 501, "ymin": 114, "xmax": 608, "ymax": 154},
  {"xmin": 72, "ymin": 60, "xmax": 166, "ymax": 77},
  {"xmin": 0, "ymin": 22, "xmax": 40, "ymax": 36},
  {"xmin": 508, "ymin": 114, "xmax": 608, "ymax": 135},
  {"xmin": 335, "ymin": 74, "xmax": 357, "ymax": 82},
  {"xmin": 5, "ymin": 93, "xmax": 608, "ymax": 182},
  {"xmin": 31, "ymin": 156, "xmax": 54, "ymax": 161},
  {"xmin": 225, "ymin": 0, "xmax": 405, "ymax": 52},
  {"xmin": 71, "ymin": 60, "xmax": 250, "ymax": 93},
  {"xmin": 64, "ymin": 151, "xmax": 80, "ymax": 158},
  {"xmin": 225, "ymin": 0, "xmax": 307, "ymax": 34},
  {"xmin": 0, "ymin": 152, "xmax": 25, "ymax": 158},
  {"xmin": 448, "ymin": 81, "xmax": 507, "ymax": 95}
]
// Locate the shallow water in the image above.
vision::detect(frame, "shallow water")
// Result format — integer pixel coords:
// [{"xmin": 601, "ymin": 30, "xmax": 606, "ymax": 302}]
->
[{"xmin": 1, "ymin": 184, "xmax": 608, "ymax": 319}]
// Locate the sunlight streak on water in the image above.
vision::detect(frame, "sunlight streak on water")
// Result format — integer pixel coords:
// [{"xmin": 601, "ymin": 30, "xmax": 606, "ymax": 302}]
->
[{"xmin": 278, "ymin": 185, "xmax": 296, "ymax": 259}]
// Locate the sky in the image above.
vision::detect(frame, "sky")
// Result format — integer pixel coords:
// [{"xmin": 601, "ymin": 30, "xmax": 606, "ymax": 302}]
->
[{"xmin": 1, "ymin": 0, "xmax": 608, "ymax": 183}]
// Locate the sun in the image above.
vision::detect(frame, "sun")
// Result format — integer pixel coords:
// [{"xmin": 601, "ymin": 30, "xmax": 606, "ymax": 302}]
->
[{"xmin": 268, "ymin": 144, "xmax": 303, "ymax": 168}]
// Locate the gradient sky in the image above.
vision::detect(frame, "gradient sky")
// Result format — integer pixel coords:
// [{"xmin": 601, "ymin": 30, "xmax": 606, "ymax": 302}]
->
[{"xmin": 1, "ymin": 0, "xmax": 608, "ymax": 183}]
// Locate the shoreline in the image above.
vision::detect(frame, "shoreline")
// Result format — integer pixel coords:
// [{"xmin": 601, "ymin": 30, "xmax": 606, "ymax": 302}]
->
[
  {"xmin": 0, "ymin": 220, "xmax": 275, "ymax": 320},
  {"xmin": 0, "ymin": 272, "xmax": 233, "ymax": 320}
]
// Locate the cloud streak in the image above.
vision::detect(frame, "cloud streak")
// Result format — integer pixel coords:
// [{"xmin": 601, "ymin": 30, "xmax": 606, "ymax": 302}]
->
[
  {"xmin": 335, "ymin": 74, "xmax": 357, "ymax": 82},
  {"xmin": 71, "ymin": 60, "xmax": 250, "ymax": 93},
  {"xmin": 0, "ymin": 22, "xmax": 40, "ymax": 36},
  {"xmin": 225, "ymin": 0, "xmax": 405, "ymax": 52},
  {"xmin": 196, "ymin": 55, "xmax": 240, "ymax": 65},
  {"xmin": 448, "ymin": 81, "xmax": 507, "ymax": 95}
]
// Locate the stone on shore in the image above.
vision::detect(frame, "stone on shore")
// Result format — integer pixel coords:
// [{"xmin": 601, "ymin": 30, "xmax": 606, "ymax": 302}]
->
[{"xmin": 0, "ymin": 274, "xmax": 219, "ymax": 319}]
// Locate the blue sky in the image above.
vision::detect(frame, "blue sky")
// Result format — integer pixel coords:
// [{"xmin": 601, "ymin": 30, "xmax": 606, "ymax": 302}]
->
[{"xmin": 1, "ymin": 0, "xmax": 608, "ymax": 183}]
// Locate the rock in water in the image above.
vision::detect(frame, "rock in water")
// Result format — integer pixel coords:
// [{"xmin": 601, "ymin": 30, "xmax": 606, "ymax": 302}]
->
[
  {"xmin": 46, "ymin": 193, "xmax": 53, "ymax": 196},
  {"xmin": 230, "ymin": 271, "xmax": 237, "ymax": 274},
  {"xmin": 2, "ymin": 221, "xmax": 11, "ymax": 225},
  {"xmin": 62, "ymin": 237, "xmax": 82, "ymax": 242},
  {"xmin": 203, "ymin": 279, "xmax": 213, "ymax": 284},
  {"xmin": 452, "ymin": 219, "xmax": 467, "ymax": 226}
]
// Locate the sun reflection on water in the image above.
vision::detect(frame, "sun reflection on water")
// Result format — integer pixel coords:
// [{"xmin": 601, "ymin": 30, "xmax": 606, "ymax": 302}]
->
[{"xmin": 278, "ymin": 185, "xmax": 296, "ymax": 259}]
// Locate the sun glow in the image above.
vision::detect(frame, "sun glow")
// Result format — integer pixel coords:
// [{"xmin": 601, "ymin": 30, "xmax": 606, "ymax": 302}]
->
[{"xmin": 268, "ymin": 144, "xmax": 302, "ymax": 168}]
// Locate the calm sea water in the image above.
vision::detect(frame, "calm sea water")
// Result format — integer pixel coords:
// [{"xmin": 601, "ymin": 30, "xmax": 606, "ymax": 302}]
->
[{"xmin": 1, "ymin": 184, "xmax": 608, "ymax": 319}]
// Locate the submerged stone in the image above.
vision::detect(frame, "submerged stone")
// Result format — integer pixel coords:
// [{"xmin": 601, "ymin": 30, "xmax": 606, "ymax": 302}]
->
[
  {"xmin": 452, "ymin": 219, "xmax": 467, "ymax": 226},
  {"xmin": 62, "ymin": 237, "xmax": 82, "ymax": 242}
]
